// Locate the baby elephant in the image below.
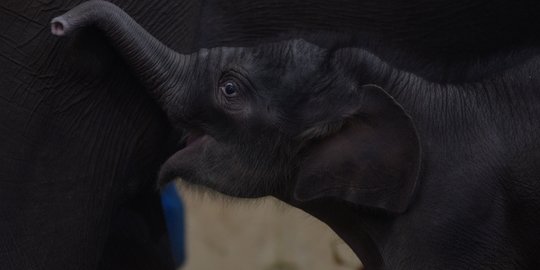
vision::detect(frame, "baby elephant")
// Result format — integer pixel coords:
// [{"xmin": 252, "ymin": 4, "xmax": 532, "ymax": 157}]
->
[{"xmin": 52, "ymin": 1, "xmax": 540, "ymax": 269}]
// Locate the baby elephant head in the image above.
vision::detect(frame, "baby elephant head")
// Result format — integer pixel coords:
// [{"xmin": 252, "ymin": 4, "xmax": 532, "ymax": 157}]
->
[{"xmin": 52, "ymin": 1, "xmax": 421, "ymax": 213}]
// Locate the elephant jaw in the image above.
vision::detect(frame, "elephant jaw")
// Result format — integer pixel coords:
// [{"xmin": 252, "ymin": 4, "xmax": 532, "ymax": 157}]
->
[{"xmin": 158, "ymin": 129, "xmax": 213, "ymax": 185}]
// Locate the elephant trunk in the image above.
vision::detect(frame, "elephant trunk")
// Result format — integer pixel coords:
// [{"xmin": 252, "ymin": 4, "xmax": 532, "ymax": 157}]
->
[{"xmin": 51, "ymin": 0, "xmax": 187, "ymax": 106}]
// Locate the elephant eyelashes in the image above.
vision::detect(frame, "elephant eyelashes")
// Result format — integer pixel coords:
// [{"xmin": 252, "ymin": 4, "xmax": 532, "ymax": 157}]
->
[{"xmin": 220, "ymin": 81, "xmax": 239, "ymax": 97}]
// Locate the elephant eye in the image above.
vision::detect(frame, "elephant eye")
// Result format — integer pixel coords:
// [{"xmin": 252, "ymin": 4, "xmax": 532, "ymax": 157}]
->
[{"xmin": 220, "ymin": 81, "xmax": 239, "ymax": 97}]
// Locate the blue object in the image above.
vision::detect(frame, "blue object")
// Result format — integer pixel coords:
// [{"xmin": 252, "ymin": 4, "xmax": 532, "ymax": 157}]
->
[{"xmin": 161, "ymin": 183, "xmax": 186, "ymax": 267}]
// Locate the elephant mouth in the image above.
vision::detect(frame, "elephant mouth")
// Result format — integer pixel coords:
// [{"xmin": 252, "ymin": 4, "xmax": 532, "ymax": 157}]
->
[
  {"xmin": 158, "ymin": 129, "xmax": 212, "ymax": 185},
  {"xmin": 175, "ymin": 128, "xmax": 213, "ymax": 158},
  {"xmin": 183, "ymin": 129, "xmax": 206, "ymax": 149}
]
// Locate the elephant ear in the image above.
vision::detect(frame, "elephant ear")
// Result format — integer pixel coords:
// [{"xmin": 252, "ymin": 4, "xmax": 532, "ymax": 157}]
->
[{"xmin": 294, "ymin": 84, "xmax": 421, "ymax": 213}]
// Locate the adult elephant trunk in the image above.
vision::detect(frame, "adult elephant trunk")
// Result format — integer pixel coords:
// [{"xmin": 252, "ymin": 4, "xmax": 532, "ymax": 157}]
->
[{"xmin": 51, "ymin": 0, "xmax": 188, "ymax": 107}]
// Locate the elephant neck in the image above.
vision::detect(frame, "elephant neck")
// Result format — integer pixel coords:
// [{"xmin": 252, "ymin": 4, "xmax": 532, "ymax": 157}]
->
[
  {"xmin": 339, "ymin": 47, "xmax": 540, "ymax": 162},
  {"xmin": 346, "ymin": 47, "xmax": 540, "ymax": 131}
]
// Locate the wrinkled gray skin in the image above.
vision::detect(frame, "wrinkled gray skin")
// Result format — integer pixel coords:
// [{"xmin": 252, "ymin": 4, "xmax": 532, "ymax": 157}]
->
[{"xmin": 52, "ymin": 1, "xmax": 540, "ymax": 269}]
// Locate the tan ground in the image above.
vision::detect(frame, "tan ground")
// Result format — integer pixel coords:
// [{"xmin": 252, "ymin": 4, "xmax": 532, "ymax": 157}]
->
[{"xmin": 179, "ymin": 188, "xmax": 363, "ymax": 270}]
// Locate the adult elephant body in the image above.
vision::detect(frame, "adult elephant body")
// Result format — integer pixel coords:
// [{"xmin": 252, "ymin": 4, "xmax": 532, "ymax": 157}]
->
[
  {"xmin": 198, "ymin": 0, "xmax": 540, "ymax": 72},
  {"xmin": 0, "ymin": 0, "xmax": 200, "ymax": 269}
]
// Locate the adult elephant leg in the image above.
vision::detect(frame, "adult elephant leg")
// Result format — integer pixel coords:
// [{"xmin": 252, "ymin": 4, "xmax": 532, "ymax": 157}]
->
[{"xmin": 0, "ymin": 0, "xmax": 199, "ymax": 269}]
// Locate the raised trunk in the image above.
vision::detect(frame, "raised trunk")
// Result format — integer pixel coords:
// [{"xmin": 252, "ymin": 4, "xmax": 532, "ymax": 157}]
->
[{"xmin": 51, "ymin": 0, "xmax": 187, "ymax": 106}]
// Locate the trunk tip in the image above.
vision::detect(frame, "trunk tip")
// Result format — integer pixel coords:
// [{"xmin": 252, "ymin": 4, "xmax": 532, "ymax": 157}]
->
[{"xmin": 51, "ymin": 16, "xmax": 69, "ymax": 36}]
